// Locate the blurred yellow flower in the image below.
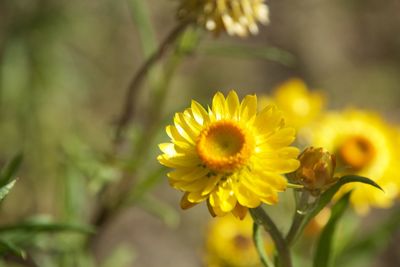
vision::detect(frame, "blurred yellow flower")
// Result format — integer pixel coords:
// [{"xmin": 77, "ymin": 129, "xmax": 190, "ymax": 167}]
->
[
  {"xmin": 177, "ymin": 0, "xmax": 269, "ymax": 37},
  {"xmin": 158, "ymin": 91, "xmax": 299, "ymax": 218},
  {"xmin": 304, "ymin": 207, "xmax": 331, "ymax": 237},
  {"xmin": 205, "ymin": 214, "xmax": 273, "ymax": 267},
  {"xmin": 311, "ymin": 110, "xmax": 400, "ymax": 214},
  {"xmin": 259, "ymin": 79, "xmax": 325, "ymax": 129}
]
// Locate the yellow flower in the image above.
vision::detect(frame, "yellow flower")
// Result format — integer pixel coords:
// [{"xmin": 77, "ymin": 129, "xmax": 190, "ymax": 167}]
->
[
  {"xmin": 310, "ymin": 110, "xmax": 400, "ymax": 214},
  {"xmin": 177, "ymin": 0, "xmax": 270, "ymax": 37},
  {"xmin": 205, "ymin": 214, "xmax": 273, "ymax": 267},
  {"xmin": 259, "ymin": 79, "xmax": 325, "ymax": 129},
  {"xmin": 158, "ymin": 91, "xmax": 299, "ymax": 217}
]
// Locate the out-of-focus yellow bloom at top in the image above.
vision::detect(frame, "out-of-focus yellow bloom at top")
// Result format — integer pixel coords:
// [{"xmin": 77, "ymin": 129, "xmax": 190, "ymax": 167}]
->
[
  {"xmin": 311, "ymin": 110, "xmax": 400, "ymax": 214},
  {"xmin": 259, "ymin": 79, "xmax": 325, "ymax": 129},
  {"xmin": 158, "ymin": 91, "xmax": 299, "ymax": 218},
  {"xmin": 205, "ymin": 214, "xmax": 273, "ymax": 267},
  {"xmin": 177, "ymin": 0, "xmax": 269, "ymax": 37}
]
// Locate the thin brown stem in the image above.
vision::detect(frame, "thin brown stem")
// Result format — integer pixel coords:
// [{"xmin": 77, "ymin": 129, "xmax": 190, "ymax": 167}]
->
[{"xmin": 114, "ymin": 22, "xmax": 188, "ymax": 146}]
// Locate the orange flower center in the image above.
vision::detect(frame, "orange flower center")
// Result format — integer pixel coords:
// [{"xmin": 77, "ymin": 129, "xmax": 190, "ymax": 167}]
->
[
  {"xmin": 233, "ymin": 234, "xmax": 252, "ymax": 250},
  {"xmin": 196, "ymin": 120, "xmax": 254, "ymax": 172},
  {"xmin": 338, "ymin": 136, "xmax": 375, "ymax": 171}
]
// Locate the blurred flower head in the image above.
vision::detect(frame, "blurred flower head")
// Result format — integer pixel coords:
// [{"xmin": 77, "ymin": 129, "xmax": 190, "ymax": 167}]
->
[
  {"xmin": 205, "ymin": 214, "xmax": 273, "ymax": 267},
  {"xmin": 289, "ymin": 147, "xmax": 337, "ymax": 196},
  {"xmin": 311, "ymin": 110, "xmax": 400, "ymax": 214},
  {"xmin": 259, "ymin": 79, "xmax": 325, "ymax": 129},
  {"xmin": 158, "ymin": 91, "xmax": 299, "ymax": 218},
  {"xmin": 177, "ymin": 0, "xmax": 270, "ymax": 37},
  {"xmin": 303, "ymin": 207, "xmax": 331, "ymax": 237}
]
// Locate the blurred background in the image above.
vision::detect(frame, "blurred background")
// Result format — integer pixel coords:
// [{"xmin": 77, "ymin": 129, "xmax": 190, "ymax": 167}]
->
[{"xmin": 0, "ymin": 0, "xmax": 400, "ymax": 266}]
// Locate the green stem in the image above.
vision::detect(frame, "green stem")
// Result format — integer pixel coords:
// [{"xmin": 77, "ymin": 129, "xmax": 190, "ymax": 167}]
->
[
  {"xmin": 286, "ymin": 191, "xmax": 310, "ymax": 247},
  {"xmin": 89, "ymin": 26, "xmax": 192, "ymax": 247},
  {"xmin": 250, "ymin": 206, "xmax": 292, "ymax": 267},
  {"xmin": 114, "ymin": 21, "xmax": 188, "ymax": 146},
  {"xmin": 253, "ymin": 222, "xmax": 274, "ymax": 267}
]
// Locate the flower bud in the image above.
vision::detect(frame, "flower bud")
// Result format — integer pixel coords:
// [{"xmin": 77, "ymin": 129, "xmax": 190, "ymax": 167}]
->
[{"xmin": 290, "ymin": 147, "xmax": 337, "ymax": 195}]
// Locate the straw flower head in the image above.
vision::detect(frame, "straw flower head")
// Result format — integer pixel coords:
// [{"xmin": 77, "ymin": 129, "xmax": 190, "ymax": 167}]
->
[
  {"xmin": 311, "ymin": 110, "xmax": 400, "ymax": 214},
  {"xmin": 177, "ymin": 0, "xmax": 270, "ymax": 37},
  {"xmin": 158, "ymin": 91, "xmax": 299, "ymax": 218},
  {"xmin": 205, "ymin": 214, "xmax": 273, "ymax": 267},
  {"xmin": 259, "ymin": 79, "xmax": 325, "ymax": 129}
]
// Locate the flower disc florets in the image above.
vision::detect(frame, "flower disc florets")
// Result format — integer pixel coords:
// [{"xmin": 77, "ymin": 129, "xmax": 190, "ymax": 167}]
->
[
  {"xmin": 196, "ymin": 120, "xmax": 255, "ymax": 172},
  {"xmin": 158, "ymin": 91, "xmax": 300, "ymax": 218}
]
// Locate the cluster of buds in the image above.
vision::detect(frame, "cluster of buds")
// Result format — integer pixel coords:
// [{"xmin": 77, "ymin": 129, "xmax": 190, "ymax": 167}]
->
[
  {"xmin": 177, "ymin": 0, "xmax": 270, "ymax": 37},
  {"xmin": 289, "ymin": 147, "xmax": 338, "ymax": 196}
]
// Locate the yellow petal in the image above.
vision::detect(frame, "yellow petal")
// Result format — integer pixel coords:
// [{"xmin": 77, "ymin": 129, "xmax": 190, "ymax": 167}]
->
[
  {"xmin": 212, "ymin": 92, "xmax": 227, "ymax": 120},
  {"xmin": 232, "ymin": 203, "xmax": 248, "ymax": 220},
  {"xmin": 191, "ymin": 100, "xmax": 209, "ymax": 125},
  {"xmin": 240, "ymin": 94, "xmax": 257, "ymax": 121},
  {"xmin": 233, "ymin": 183, "xmax": 261, "ymax": 208},
  {"xmin": 226, "ymin": 90, "xmax": 240, "ymax": 119}
]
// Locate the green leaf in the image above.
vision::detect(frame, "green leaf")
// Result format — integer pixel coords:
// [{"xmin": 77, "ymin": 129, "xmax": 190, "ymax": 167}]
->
[
  {"xmin": 307, "ymin": 175, "xmax": 382, "ymax": 223},
  {"xmin": 0, "ymin": 221, "xmax": 95, "ymax": 235},
  {"xmin": 199, "ymin": 43, "xmax": 296, "ymax": 66},
  {"xmin": 0, "ymin": 179, "xmax": 17, "ymax": 202},
  {"xmin": 0, "ymin": 154, "xmax": 22, "ymax": 188},
  {"xmin": 129, "ymin": 0, "xmax": 157, "ymax": 57},
  {"xmin": 313, "ymin": 192, "xmax": 351, "ymax": 267},
  {"xmin": 337, "ymin": 207, "xmax": 400, "ymax": 265},
  {"xmin": 0, "ymin": 238, "xmax": 26, "ymax": 259}
]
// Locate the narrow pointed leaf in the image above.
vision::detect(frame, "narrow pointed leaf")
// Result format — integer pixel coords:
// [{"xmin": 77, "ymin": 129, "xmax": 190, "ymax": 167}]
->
[
  {"xmin": 313, "ymin": 192, "xmax": 351, "ymax": 267},
  {"xmin": 0, "ymin": 179, "xmax": 17, "ymax": 202},
  {"xmin": 0, "ymin": 238, "xmax": 26, "ymax": 259},
  {"xmin": 307, "ymin": 175, "xmax": 382, "ymax": 222},
  {"xmin": 0, "ymin": 221, "xmax": 95, "ymax": 234},
  {"xmin": 337, "ymin": 207, "xmax": 400, "ymax": 265},
  {"xmin": 0, "ymin": 154, "xmax": 22, "ymax": 187}
]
